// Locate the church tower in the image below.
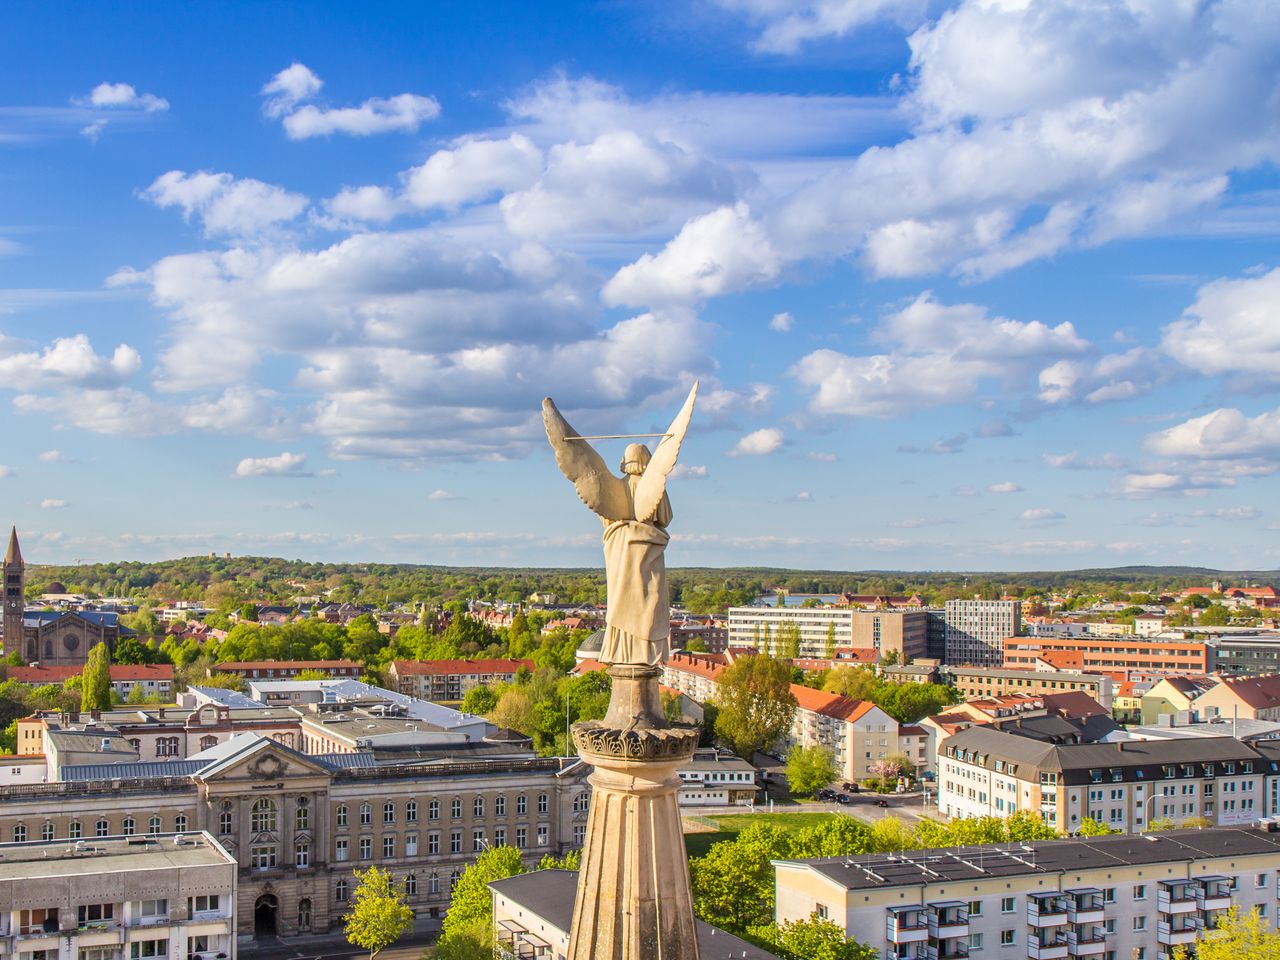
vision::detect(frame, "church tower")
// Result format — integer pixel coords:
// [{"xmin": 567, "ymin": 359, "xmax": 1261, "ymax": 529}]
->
[{"xmin": 3, "ymin": 527, "xmax": 24, "ymax": 658}]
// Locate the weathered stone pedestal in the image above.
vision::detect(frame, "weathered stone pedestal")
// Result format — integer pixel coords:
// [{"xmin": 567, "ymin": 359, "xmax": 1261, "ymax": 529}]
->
[{"xmin": 567, "ymin": 665, "xmax": 702, "ymax": 960}]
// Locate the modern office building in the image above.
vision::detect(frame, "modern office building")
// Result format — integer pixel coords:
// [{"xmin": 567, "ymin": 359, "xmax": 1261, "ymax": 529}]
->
[
  {"xmin": 727, "ymin": 607, "xmax": 928, "ymax": 661},
  {"xmin": 0, "ymin": 831, "xmax": 237, "ymax": 960},
  {"xmin": 773, "ymin": 827, "xmax": 1280, "ymax": 960},
  {"xmin": 1002, "ymin": 637, "xmax": 1211, "ymax": 676},
  {"xmin": 945, "ymin": 600, "xmax": 1022, "ymax": 667}
]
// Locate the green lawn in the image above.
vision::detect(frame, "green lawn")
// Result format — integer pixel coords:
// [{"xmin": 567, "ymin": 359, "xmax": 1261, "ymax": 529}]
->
[{"xmin": 682, "ymin": 811, "xmax": 841, "ymax": 858}]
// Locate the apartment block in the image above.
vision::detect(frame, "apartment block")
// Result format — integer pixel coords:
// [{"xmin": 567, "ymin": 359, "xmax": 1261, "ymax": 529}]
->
[
  {"xmin": 1002, "ymin": 637, "xmax": 1211, "ymax": 676},
  {"xmin": 0, "ymin": 831, "xmax": 236, "ymax": 960},
  {"xmin": 676, "ymin": 748, "xmax": 759, "ymax": 807},
  {"xmin": 727, "ymin": 607, "xmax": 928, "ymax": 661},
  {"xmin": 773, "ymin": 828, "xmax": 1280, "ymax": 960},
  {"xmin": 386, "ymin": 659, "xmax": 534, "ymax": 702},
  {"xmin": 940, "ymin": 667, "xmax": 1113, "ymax": 711},
  {"xmin": 211, "ymin": 661, "xmax": 360, "ymax": 680},
  {"xmin": 945, "ymin": 601, "xmax": 1022, "ymax": 667},
  {"xmin": 936, "ymin": 724, "xmax": 1267, "ymax": 833}
]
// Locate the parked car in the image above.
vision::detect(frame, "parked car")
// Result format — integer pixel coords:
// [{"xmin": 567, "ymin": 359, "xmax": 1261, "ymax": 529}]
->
[{"xmin": 875, "ymin": 798, "xmax": 890, "ymax": 807}]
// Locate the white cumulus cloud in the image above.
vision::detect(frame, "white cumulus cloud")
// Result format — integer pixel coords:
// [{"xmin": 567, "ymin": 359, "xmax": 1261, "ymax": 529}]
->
[
  {"xmin": 987, "ymin": 481, "xmax": 1022, "ymax": 494},
  {"xmin": 40, "ymin": 498, "xmax": 67, "ymax": 509},
  {"xmin": 81, "ymin": 81, "xmax": 169, "ymax": 112},
  {"xmin": 143, "ymin": 170, "xmax": 307, "ymax": 238},
  {"xmin": 728, "ymin": 427, "xmax": 784, "ymax": 456},
  {"xmin": 769, "ymin": 311, "xmax": 794, "ymax": 332},
  {"xmin": 234, "ymin": 452, "xmax": 312, "ymax": 478}
]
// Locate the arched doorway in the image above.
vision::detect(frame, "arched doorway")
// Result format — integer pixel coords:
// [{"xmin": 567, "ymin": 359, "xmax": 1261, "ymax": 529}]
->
[{"xmin": 254, "ymin": 895, "xmax": 278, "ymax": 938}]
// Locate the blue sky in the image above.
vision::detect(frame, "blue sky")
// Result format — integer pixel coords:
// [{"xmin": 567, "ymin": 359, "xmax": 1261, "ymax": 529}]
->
[{"xmin": 2, "ymin": 0, "xmax": 1279, "ymax": 570}]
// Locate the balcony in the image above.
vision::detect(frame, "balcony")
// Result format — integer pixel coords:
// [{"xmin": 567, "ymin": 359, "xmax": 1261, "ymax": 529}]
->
[
  {"xmin": 1027, "ymin": 895, "xmax": 1069, "ymax": 927},
  {"xmin": 1066, "ymin": 928, "xmax": 1106, "ymax": 956},
  {"xmin": 1066, "ymin": 889, "xmax": 1104, "ymax": 925},
  {"xmin": 885, "ymin": 947, "xmax": 928, "ymax": 960},
  {"xmin": 1157, "ymin": 920, "xmax": 1200, "ymax": 947},
  {"xmin": 927, "ymin": 901, "xmax": 969, "ymax": 939},
  {"xmin": 1028, "ymin": 935, "xmax": 1069, "ymax": 960},
  {"xmin": 927, "ymin": 944, "xmax": 969, "ymax": 960},
  {"xmin": 886, "ymin": 908, "xmax": 930, "ymax": 944},
  {"xmin": 1196, "ymin": 876, "xmax": 1232, "ymax": 912},
  {"xmin": 1158, "ymin": 883, "xmax": 1199, "ymax": 915}
]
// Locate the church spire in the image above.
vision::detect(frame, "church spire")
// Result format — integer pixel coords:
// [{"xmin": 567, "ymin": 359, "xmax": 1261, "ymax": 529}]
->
[{"xmin": 4, "ymin": 526, "xmax": 20, "ymax": 566}]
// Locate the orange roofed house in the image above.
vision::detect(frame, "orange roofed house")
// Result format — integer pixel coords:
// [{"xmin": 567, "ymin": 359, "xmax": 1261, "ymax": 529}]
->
[
  {"xmin": 386, "ymin": 658, "xmax": 535, "ymax": 702},
  {"xmin": 661, "ymin": 650, "xmax": 930, "ymax": 781},
  {"xmin": 1195, "ymin": 675, "xmax": 1280, "ymax": 722}
]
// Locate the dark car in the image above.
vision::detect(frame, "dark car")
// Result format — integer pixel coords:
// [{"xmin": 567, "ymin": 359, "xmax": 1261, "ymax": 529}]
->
[
  {"xmin": 876, "ymin": 798, "xmax": 890, "ymax": 807},
  {"xmin": 835, "ymin": 794, "xmax": 851, "ymax": 805},
  {"xmin": 842, "ymin": 782, "xmax": 854, "ymax": 791}
]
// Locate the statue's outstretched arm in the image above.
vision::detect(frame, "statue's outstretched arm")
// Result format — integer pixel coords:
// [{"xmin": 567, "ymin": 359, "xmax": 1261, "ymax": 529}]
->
[
  {"xmin": 542, "ymin": 397, "xmax": 632, "ymax": 522},
  {"xmin": 633, "ymin": 381, "xmax": 698, "ymax": 523}
]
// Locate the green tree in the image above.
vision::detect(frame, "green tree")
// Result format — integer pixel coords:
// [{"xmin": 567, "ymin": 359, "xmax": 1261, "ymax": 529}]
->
[
  {"xmin": 713, "ymin": 655, "xmax": 797, "ymax": 759},
  {"xmin": 778, "ymin": 622, "xmax": 802, "ymax": 660},
  {"xmin": 1175, "ymin": 907, "xmax": 1280, "ymax": 960},
  {"xmin": 691, "ymin": 822, "xmax": 790, "ymax": 933},
  {"xmin": 767, "ymin": 916, "xmax": 878, "ymax": 960},
  {"xmin": 786, "ymin": 744, "xmax": 837, "ymax": 798},
  {"xmin": 343, "ymin": 867, "xmax": 413, "ymax": 960},
  {"xmin": 824, "ymin": 623, "xmax": 836, "ymax": 659},
  {"xmin": 1077, "ymin": 817, "xmax": 1116, "ymax": 836},
  {"xmin": 80, "ymin": 642, "xmax": 112, "ymax": 712},
  {"xmin": 438, "ymin": 846, "xmax": 525, "ymax": 956},
  {"xmin": 460, "ymin": 684, "xmax": 500, "ymax": 716}
]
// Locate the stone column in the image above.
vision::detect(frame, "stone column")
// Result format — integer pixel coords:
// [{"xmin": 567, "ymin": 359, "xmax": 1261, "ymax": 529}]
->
[{"xmin": 567, "ymin": 667, "xmax": 702, "ymax": 960}]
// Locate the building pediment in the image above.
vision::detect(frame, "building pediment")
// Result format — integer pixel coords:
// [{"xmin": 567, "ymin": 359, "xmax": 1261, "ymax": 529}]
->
[{"xmin": 194, "ymin": 734, "xmax": 332, "ymax": 786}]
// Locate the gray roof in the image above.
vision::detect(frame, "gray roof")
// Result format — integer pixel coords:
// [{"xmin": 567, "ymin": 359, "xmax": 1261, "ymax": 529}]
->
[
  {"xmin": 788, "ymin": 828, "xmax": 1280, "ymax": 892},
  {"xmin": 991, "ymin": 713, "xmax": 1121, "ymax": 743},
  {"xmin": 62, "ymin": 760, "xmax": 206, "ymax": 781},
  {"xmin": 488, "ymin": 870, "xmax": 779, "ymax": 959},
  {"xmin": 945, "ymin": 724, "xmax": 1272, "ymax": 785},
  {"xmin": 576, "ymin": 629, "xmax": 604, "ymax": 654}
]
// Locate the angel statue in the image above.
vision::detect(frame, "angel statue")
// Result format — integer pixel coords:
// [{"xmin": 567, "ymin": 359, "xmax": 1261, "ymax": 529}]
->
[{"xmin": 543, "ymin": 383, "xmax": 697, "ymax": 669}]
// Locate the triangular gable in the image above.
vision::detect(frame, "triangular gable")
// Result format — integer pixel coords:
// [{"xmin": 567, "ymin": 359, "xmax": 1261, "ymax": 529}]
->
[{"xmin": 194, "ymin": 733, "xmax": 332, "ymax": 783}]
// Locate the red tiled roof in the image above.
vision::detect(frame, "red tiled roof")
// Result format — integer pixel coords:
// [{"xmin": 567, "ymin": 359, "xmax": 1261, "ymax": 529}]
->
[
  {"xmin": 790, "ymin": 684, "xmax": 876, "ymax": 722},
  {"xmin": 1041, "ymin": 690, "xmax": 1107, "ymax": 719},
  {"xmin": 391, "ymin": 658, "xmax": 535, "ymax": 676},
  {"xmin": 665, "ymin": 652, "xmax": 729, "ymax": 680},
  {"xmin": 1219, "ymin": 675, "xmax": 1280, "ymax": 709}
]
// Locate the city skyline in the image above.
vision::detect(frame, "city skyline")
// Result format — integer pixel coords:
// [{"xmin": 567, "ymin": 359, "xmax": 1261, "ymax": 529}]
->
[{"xmin": 2, "ymin": 2, "xmax": 1279, "ymax": 570}]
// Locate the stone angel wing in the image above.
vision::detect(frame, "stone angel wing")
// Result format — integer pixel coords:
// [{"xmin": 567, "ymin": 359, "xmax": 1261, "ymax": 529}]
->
[
  {"xmin": 633, "ymin": 381, "xmax": 698, "ymax": 523},
  {"xmin": 542, "ymin": 398, "xmax": 633, "ymax": 522}
]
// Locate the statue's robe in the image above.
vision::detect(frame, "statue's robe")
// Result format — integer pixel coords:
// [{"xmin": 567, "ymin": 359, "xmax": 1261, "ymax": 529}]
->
[{"xmin": 600, "ymin": 489, "xmax": 672, "ymax": 667}]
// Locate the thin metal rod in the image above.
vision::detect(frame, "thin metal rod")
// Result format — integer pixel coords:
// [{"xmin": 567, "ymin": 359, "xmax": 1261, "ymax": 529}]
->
[{"xmin": 566, "ymin": 433, "xmax": 673, "ymax": 440}]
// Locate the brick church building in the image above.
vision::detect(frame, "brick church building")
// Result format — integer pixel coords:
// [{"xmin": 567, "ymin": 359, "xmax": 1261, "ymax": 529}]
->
[{"xmin": 1, "ymin": 527, "xmax": 125, "ymax": 666}]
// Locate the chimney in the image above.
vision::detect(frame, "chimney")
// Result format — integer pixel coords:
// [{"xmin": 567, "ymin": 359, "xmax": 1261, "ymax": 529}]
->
[
  {"xmin": 158, "ymin": 707, "xmax": 166, "ymax": 719},
  {"xmin": 90, "ymin": 709, "xmax": 100, "ymax": 721},
  {"xmin": 69, "ymin": 707, "xmax": 79, "ymax": 723}
]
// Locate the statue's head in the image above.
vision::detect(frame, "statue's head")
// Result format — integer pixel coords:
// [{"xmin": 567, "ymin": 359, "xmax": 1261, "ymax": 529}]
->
[{"xmin": 620, "ymin": 443, "xmax": 651, "ymax": 476}]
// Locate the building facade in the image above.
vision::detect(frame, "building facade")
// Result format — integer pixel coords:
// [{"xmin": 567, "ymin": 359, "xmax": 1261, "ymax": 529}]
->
[
  {"xmin": 945, "ymin": 600, "xmax": 1022, "ymax": 667},
  {"xmin": 0, "ymin": 734, "xmax": 590, "ymax": 939},
  {"xmin": 939, "ymin": 667, "xmax": 1113, "ymax": 710},
  {"xmin": 727, "ymin": 607, "xmax": 928, "ymax": 661},
  {"xmin": 774, "ymin": 828, "xmax": 1280, "ymax": 960},
  {"xmin": 386, "ymin": 659, "xmax": 534, "ymax": 702},
  {"xmin": 0, "ymin": 831, "xmax": 238, "ymax": 960},
  {"xmin": 1002, "ymin": 637, "xmax": 1211, "ymax": 676},
  {"xmin": 936, "ymin": 724, "xmax": 1269, "ymax": 833}
]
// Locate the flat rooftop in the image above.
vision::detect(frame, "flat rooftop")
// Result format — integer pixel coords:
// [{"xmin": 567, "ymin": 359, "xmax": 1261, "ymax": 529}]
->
[
  {"xmin": 0, "ymin": 832, "xmax": 234, "ymax": 880},
  {"xmin": 786, "ymin": 828, "xmax": 1280, "ymax": 891}
]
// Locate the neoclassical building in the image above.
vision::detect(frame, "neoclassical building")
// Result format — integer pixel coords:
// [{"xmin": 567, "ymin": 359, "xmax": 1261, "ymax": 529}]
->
[{"xmin": 0, "ymin": 733, "xmax": 591, "ymax": 939}]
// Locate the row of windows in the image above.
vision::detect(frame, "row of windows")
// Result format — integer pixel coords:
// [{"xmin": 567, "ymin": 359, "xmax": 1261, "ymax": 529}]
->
[
  {"xmin": 332, "ymin": 825, "xmax": 551, "ymax": 861},
  {"xmin": 11, "ymin": 814, "xmax": 193, "ymax": 842},
  {"xmin": 333, "ymin": 793, "xmax": 552, "ymax": 827}
]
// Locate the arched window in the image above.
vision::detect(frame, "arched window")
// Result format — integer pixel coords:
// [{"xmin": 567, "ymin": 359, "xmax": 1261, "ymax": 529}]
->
[
  {"xmin": 122, "ymin": 817, "xmax": 135, "ymax": 836},
  {"xmin": 428, "ymin": 800, "xmax": 439, "ymax": 821},
  {"xmin": 429, "ymin": 872, "xmax": 439, "ymax": 894},
  {"xmin": 336, "ymin": 804, "xmax": 348, "ymax": 827},
  {"xmin": 200, "ymin": 735, "xmax": 218, "ymax": 751},
  {"xmin": 383, "ymin": 801, "xmax": 395, "ymax": 824},
  {"xmin": 12, "ymin": 824, "xmax": 26, "ymax": 843},
  {"xmin": 41, "ymin": 822, "xmax": 54, "ymax": 842},
  {"xmin": 175, "ymin": 814, "xmax": 188, "ymax": 832},
  {"xmin": 148, "ymin": 815, "xmax": 162, "ymax": 835},
  {"xmin": 96, "ymin": 819, "xmax": 109, "ymax": 837},
  {"xmin": 295, "ymin": 840, "xmax": 310, "ymax": 868},
  {"xmin": 406, "ymin": 800, "xmax": 418, "ymax": 823},
  {"xmin": 405, "ymin": 874, "xmax": 417, "ymax": 896},
  {"xmin": 359, "ymin": 803, "xmax": 372, "ymax": 825},
  {"xmin": 251, "ymin": 799, "xmax": 278, "ymax": 833},
  {"xmin": 296, "ymin": 797, "xmax": 310, "ymax": 831},
  {"xmin": 495, "ymin": 795, "xmax": 506, "ymax": 816},
  {"xmin": 449, "ymin": 869, "xmax": 461, "ymax": 891},
  {"xmin": 297, "ymin": 898, "xmax": 312, "ymax": 932},
  {"xmin": 335, "ymin": 879, "xmax": 348, "ymax": 903},
  {"xmin": 473, "ymin": 797, "xmax": 484, "ymax": 818},
  {"xmin": 68, "ymin": 821, "xmax": 82, "ymax": 840}
]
